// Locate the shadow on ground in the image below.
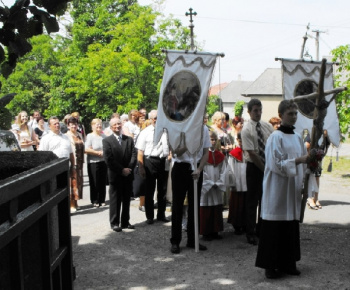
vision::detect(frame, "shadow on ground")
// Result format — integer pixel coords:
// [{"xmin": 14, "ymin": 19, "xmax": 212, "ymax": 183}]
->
[{"xmin": 71, "ymin": 216, "xmax": 350, "ymax": 290}]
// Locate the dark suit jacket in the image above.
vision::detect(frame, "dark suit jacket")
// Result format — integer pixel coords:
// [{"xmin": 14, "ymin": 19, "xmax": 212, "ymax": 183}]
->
[{"xmin": 103, "ymin": 134, "xmax": 137, "ymax": 183}]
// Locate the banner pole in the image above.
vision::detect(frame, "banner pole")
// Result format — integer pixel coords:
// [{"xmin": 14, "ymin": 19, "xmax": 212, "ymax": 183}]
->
[{"xmin": 193, "ymin": 155, "xmax": 199, "ymax": 253}]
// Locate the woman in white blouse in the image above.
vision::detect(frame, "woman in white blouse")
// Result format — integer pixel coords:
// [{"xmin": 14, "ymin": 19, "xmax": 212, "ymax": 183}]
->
[
  {"xmin": 85, "ymin": 118, "xmax": 107, "ymax": 207},
  {"xmin": 15, "ymin": 111, "xmax": 38, "ymax": 151}
]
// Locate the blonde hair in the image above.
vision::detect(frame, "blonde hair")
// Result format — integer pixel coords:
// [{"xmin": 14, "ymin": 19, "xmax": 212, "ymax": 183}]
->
[
  {"xmin": 16, "ymin": 111, "xmax": 28, "ymax": 126},
  {"xmin": 15, "ymin": 111, "xmax": 30, "ymax": 136},
  {"xmin": 91, "ymin": 118, "xmax": 102, "ymax": 126},
  {"xmin": 71, "ymin": 112, "xmax": 80, "ymax": 118},
  {"xmin": 211, "ymin": 111, "xmax": 224, "ymax": 123},
  {"xmin": 142, "ymin": 119, "xmax": 152, "ymax": 130}
]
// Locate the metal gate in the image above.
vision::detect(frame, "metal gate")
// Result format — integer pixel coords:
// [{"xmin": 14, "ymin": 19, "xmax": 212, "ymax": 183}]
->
[{"xmin": 0, "ymin": 158, "xmax": 74, "ymax": 290}]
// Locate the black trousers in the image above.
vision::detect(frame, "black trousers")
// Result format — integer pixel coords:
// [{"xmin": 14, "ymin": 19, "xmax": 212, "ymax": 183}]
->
[
  {"xmin": 87, "ymin": 161, "xmax": 107, "ymax": 204},
  {"xmin": 144, "ymin": 156, "xmax": 167, "ymax": 220},
  {"xmin": 245, "ymin": 162, "xmax": 264, "ymax": 237},
  {"xmin": 170, "ymin": 162, "xmax": 203, "ymax": 245},
  {"xmin": 109, "ymin": 177, "xmax": 132, "ymax": 227},
  {"xmin": 256, "ymin": 220, "xmax": 300, "ymax": 270}
]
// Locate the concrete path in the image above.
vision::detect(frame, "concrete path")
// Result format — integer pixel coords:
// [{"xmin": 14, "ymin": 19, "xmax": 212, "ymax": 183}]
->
[{"xmin": 70, "ymin": 145, "xmax": 350, "ymax": 289}]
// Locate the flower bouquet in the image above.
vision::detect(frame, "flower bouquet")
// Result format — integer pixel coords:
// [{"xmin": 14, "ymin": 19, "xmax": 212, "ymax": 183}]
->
[{"xmin": 306, "ymin": 148, "xmax": 325, "ymax": 173}]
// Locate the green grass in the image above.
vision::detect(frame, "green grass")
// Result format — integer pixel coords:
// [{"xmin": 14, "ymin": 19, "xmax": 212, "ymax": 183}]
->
[{"xmin": 322, "ymin": 155, "xmax": 350, "ymax": 178}]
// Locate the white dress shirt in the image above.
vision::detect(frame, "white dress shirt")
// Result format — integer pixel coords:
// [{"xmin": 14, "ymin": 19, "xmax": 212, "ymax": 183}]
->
[
  {"xmin": 136, "ymin": 125, "xmax": 169, "ymax": 158},
  {"xmin": 39, "ymin": 130, "xmax": 72, "ymax": 158}
]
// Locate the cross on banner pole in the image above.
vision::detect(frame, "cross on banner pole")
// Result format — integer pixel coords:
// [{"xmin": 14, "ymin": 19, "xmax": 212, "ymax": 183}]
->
[
  {"xmin": 185, "ymin": 8, "xmax": 197, "ymax": 51},
  {"xmin": 292, "ymin": 58, "xmax": 347, "ymax": 222}
]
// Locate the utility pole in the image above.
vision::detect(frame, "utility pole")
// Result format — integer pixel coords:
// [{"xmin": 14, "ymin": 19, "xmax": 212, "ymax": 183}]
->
[
  {"xmin": 185, "ymin": 8, "xmax": 197, "ymax": 50},
  {"xmin": 312, "ymin": 29, "xmax": 326, "ymax": 61},
  {"xmin": 300, "ymin": 23, "xmax": 310, "ymax": 59}
]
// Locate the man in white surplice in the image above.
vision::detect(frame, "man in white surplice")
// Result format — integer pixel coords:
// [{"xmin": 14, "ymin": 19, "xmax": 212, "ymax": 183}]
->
[{"xmin": 255, "ymin": 100, "xmax": 308, "ymax": 279}]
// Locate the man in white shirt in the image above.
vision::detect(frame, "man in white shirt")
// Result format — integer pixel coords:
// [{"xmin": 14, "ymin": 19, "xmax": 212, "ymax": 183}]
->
[
  {"xmin": 39, "ymin": 116, "xmax": 74, "ymax": 166},
  {"xmin": 241, "ymin": 99, "xmax": 274, "ymax": 245},
  {"xmin": 170, "ymin": 125, "xmax": 211, "ymax": 254},
  {"xmin": 136, "ymin": 110, "xmax": 170, "ymax": 224},
  {"xmin": 28, "ymin": 110, "xmax": 49, "ymax": 131}
]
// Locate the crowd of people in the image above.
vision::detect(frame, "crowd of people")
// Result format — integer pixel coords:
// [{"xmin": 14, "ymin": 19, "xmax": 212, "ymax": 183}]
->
[{"xmin": 8, "ymin": 98, "xmax": 326, "ymax": 279}]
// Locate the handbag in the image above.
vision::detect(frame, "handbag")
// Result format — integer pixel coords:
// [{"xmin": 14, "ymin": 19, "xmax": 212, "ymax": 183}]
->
[{"xmin": 224, "ymin": 158, "xmax": 236, "ymax": 187}]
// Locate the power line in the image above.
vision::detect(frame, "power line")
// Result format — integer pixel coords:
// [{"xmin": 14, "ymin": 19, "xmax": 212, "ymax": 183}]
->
[{"xmin": 171, "ymin": 14, "xmax": 350, "ymax": 29}]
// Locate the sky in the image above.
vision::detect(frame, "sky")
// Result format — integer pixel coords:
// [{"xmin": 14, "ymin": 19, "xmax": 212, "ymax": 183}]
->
[
  {"xmin": 3, "ymin": 0, "xmax": 350, "ymax": 85},
  {"xmin": 137, "ymin": 0, "xmax": 350, "ymax": 85}
]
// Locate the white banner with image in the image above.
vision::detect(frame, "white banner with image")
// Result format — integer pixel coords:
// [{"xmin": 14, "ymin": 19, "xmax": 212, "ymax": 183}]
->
[{"xmin": 154, "ymin": 50, "xmax": 217, "ymax": 154}]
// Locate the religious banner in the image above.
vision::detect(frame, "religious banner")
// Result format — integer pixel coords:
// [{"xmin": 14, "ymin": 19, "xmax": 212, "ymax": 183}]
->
[
  {"xmin": 282, "ymin": 59, "xmax": 341, "ymax": 146},
  {"xmin": 154, "ymin": 50, "xmax": 218, "ymax": 154}
]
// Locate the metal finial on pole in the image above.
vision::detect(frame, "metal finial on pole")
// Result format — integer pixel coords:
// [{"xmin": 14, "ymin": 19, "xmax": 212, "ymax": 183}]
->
[{"xmin": 185, "ymin": 8, "xmax": 197, "ymax": 51}]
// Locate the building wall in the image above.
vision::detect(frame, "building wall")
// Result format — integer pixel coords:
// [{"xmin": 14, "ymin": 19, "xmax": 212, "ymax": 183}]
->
[
  {"xmin": 222, "ymin": 102, "xmax": 234, "ymax": 118},
  {"xmin": 222, "ymin": 102, "xmax": 250, "ymax": 121},
  {"xmin": 238, "ymin": 96, "xmax": 282, "ymax": 122},
  {"xmin": 260, "ymin": 96, "xmax": 282, "ymax": 122}
]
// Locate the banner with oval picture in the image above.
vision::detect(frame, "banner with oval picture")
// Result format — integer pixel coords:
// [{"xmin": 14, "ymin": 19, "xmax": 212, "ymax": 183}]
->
[
  {"xmin": 155, "ymin": 51, "xmax": 218, "ymax": 154},
  {"xmin": 282, "ymin": 59, "xmax": 341, "ymax": 147}
]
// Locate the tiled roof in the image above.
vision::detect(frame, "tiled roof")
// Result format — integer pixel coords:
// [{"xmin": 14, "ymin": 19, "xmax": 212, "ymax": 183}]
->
[
  {"xmin": 209, "ymin": 82, "xmax": 229, "ymax": 96},
  {"xmin": 220, "ymin": 80, "xmax": 253, "ymax": 103},
  {"xmin": 242, "ymin": 68, "xmax": 282, "ymax": 96}
]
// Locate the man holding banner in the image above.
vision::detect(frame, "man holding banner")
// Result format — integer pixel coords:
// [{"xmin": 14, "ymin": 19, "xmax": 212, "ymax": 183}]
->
[
  {"xmin": 170, "ymin": 126, "xmax": 210, "ymax": 254},
  {"xmin": 154, "ymin": 50, "xmax": 221, "ymax": 253}
]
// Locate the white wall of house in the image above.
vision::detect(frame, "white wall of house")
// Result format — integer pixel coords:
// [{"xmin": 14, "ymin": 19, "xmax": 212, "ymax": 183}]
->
[
  {"xmin": 222, "ymin": 102, "xmax": 250, "ymax": 121},
  {"xmin": 260, "ymin": 96, "xmax": 282, "ymax": 122},
  {"xmin": 239, "ymin": 96, "xmax": 282, "ymax": 122}
]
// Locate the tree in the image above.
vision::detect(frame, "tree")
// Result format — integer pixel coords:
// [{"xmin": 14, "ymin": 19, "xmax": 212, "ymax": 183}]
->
[
  {"xmin": 206, "ymin": 95, "xmax": 220, "ymax": 117},
  {"xmin": 1, "ymin": 34, "xmax": 61, "ymax": 115},
  {"xmin": 0, "ymin": 0, "xmax": 72, "ymax": 87},
  {"xmin": 331, "ymin": 45, "xmax": 350, "ymax": 139},
  {"xmin": 46, "ymin": 0, "xmax": 190, "ymax": 124},
  {"xmin": 2, "ymin": 0, "xmax": 192, "ymax": 128}
]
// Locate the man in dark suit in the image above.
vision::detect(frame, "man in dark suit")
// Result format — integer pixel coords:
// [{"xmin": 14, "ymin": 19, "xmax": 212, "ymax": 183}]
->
[{"xmin": 103, "ymin": 117, "xmax": 137, "ymax": 232}]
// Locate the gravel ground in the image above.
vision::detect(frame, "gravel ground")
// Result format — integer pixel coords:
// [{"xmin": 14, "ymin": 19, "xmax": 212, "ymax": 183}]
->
[{"xmin": 71, "ymin": 144, "xmax": 350, "ymax": 290}]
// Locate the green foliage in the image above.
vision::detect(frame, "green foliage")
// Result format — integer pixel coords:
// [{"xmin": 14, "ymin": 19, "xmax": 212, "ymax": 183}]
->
[
  {"xmin": 331, "ymin": 45, "xmax": 350, "ymax": 139},
  {"xmin": 234, "ymin": 100, "xmax": 244, "ymax": 117},
  {"xmin": 1, "ymin": 0, "xmax": 192, "ymax": 127},
  {"xmin": 206, "ymin": 95, "xmax": 220, "ymax": 117},
  {"xmin": 0, "ymin": 0, "xmax": 71, "ymax": 83},
  {"xmin": 2, "ymin": 35, "xmax": 61, "ymax": 118}
]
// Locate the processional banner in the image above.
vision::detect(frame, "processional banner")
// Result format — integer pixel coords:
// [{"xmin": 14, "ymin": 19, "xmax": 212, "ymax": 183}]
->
[
  {"xmin": 154, "ymin": 50, "xmax": 217, "ymax": 154},
  {"xmin": 282, "ymin": 59, "xmax": 341, "ymax": 147}
]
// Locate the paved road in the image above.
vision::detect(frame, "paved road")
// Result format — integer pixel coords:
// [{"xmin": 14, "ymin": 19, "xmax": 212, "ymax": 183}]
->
[{"xmin": 70, "ymin": 147, "xmax": 350, "ymax": 289}]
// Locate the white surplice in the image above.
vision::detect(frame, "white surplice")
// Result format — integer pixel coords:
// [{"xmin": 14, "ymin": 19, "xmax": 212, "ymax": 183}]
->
[
  {"xmin": 200, "ymin": 159, "xmax": 227, "ymax": 207},
  {"xmin": 261, "ymin": 130, "xmax": 307, "ymax": 221}
]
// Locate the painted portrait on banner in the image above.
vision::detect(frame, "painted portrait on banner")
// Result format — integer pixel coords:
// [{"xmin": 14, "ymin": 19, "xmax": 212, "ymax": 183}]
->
[
  {"xmin": 294, "ymin": 79, "xmax": 318, "ymax": 118},
  {"xmin": 162, "ymin": 71, "xmax": 201, "ymax": 122}
]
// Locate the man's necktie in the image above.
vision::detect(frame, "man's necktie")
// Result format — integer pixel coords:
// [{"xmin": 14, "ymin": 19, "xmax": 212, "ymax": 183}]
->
[
  {"xmin": 118, "ymin": 136, "xmax": 122, "ymax": 145},
  {"xmin": 256, "ymin": 122, "xmax": 265, "ymax": 163}
]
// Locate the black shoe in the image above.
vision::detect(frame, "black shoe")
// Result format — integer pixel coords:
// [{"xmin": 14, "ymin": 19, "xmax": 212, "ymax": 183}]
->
[
  {"xmin": 212, "ymin": 233, "xmax": 223, "ymax": 240},
  {"xmin": 202, "ymin": 235, "xmax": 213, "ymax": 241},
  {"xmin": 121, "ymin": 223, "xmax": 135, "ymax": 229},
  {"xmin": 279, "ymin": 268, "xmax": 301, "ymax": 276},
  {"xmin": 139, "ymin": 206, "xmax": 145, "ymax": 212},
  {"xmin": 234, "ymin": 228, "xmax": 244, "ymax": 235},
  {"xmin": 171, "ymin": 244, "xmax": 180, "ymax": 254},
  {"xmin": 247, "ymin": 236, "xmax": 258, "ymax": 245},
  {"xmin": 186, "ymin": 243, "xmax": 207, "ymax": 251},
  {"xmin": 265, "ymin": 269, "xmax": 281, "ymax": 279},
  {"xmin": 146, "ymin": 219, "xmax": 154, "ymax": 224},
  {"xmin": 157, "ymin": 217, "xmax": 170, "ymax": 223},
  {"xmin": 111, "ymin": 226, "xmax": 122, "ymax": 232}
]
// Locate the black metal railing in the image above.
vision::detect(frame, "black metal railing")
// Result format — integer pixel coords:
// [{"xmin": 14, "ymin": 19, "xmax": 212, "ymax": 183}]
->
[{"xmin": 0, "ymin": 158, "xmax": 74, "ymax": 290}]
